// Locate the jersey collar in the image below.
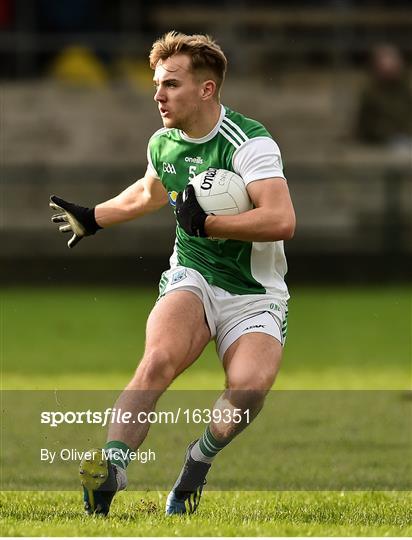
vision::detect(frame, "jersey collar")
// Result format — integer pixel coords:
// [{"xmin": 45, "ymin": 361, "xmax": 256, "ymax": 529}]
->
[{"xmin": 179, "ymin": 105, "xmax": 226, "ymax": 144}]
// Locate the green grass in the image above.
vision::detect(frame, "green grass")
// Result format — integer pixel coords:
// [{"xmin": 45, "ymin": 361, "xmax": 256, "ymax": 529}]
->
[
  {"xmin": 1, "ymin": 285, "xmax": 411, "ymax": 535},
  {"xmin": 1, "ymin": 285, "xmax": 411, "ymax": 389},
  {"xmin": 1, "ymin": 491, "xmax": 411, "ymax": 536}
]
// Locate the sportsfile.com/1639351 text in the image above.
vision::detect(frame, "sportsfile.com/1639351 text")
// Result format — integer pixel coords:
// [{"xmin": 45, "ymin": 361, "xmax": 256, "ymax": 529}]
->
[{"xmin": 40, "ymin": 407, "xmax": 251, "ymax": 428}]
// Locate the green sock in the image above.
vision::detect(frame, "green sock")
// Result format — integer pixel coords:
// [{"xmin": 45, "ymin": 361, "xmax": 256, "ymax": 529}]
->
[
  {"xmin": 194, "ymin": 426, "xmax": 229, "ymax": 462},
  {"xmin": 104, "ymin": 440, "xmax": 134, "ymax": 470}
]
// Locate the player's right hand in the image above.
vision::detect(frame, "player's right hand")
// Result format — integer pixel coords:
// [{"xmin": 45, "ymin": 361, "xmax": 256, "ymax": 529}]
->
[{"xmin": 49, "ymin": 195, "xmax": 102, "ymax": 248}]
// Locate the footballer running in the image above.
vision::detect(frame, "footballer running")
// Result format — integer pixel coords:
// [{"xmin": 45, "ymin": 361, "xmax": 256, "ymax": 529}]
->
[{"xmin": 50, "ymin": 31, "xmax": 296, "ymax": 516}]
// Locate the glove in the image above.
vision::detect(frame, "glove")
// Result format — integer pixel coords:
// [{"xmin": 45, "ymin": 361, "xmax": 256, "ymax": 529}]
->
[
  {"xmin": 49, "ymin": 195, "xmax": 102, "ymax": 248},
  {"xmin": 175, "ymin": 184, "xmax": 208, "ymax": 237}
]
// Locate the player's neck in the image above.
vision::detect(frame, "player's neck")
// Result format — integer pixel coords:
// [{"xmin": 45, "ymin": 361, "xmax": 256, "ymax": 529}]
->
[{"xmin": 183, "ymin": 102, "xmax": 221, "ymax": 139}]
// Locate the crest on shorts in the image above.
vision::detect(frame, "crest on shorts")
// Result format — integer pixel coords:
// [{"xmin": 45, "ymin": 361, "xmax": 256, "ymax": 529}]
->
[{"xmin": 171, "ymin": 269, "xmax": 187, "ymax": 284}]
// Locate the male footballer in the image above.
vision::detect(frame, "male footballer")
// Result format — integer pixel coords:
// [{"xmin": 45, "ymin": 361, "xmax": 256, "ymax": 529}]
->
[{"xmin": 50, "ymin": 31, "xmax": 295, "ymax": 516}]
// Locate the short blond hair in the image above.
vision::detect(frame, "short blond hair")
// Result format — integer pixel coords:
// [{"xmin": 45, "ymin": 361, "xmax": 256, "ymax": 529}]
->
[{"xmin": 149, "ymin": 31, "xmax": 227, "ymax": 92}]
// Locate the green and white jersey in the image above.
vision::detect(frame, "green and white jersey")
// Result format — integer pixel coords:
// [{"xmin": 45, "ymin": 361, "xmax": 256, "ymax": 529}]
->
[{"xmin": 147, "ymin": 105, "xmax": 289, "ymax": 299}]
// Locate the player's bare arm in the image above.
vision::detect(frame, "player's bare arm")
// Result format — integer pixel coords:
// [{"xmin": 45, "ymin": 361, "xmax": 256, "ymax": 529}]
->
[
  {"xmin": 95, "ymin": 171, "xmax": 168, "ymax": 227},
  {"xmin": 204, "ymin": 177, "xmax": 295, "ymax": 241},
  {"xmin": 50, "ymin": 170, "xmax": 168, "ymax": 248},
  {"xmin": 178, "ymin": 177, "xmax": 296, "ymax": 242}
]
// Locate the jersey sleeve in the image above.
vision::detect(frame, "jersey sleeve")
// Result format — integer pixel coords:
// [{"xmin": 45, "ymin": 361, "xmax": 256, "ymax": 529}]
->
[
  {"xmin": 146, "ymin": 140, "xmax": 160, "ymax": 179},
  {"xmin": 232, "ymin": 137, "xmax": 286, "ymax": 185}
]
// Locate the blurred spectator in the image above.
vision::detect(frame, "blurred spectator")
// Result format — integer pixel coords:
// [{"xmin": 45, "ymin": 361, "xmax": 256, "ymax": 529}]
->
[
  {"xmin": 50, "ymin": 46, "xmax": 108, "ymax": 87},
  {"xmin": 355, "ymin": 44, "xmax": 412, "ymax": 147}
]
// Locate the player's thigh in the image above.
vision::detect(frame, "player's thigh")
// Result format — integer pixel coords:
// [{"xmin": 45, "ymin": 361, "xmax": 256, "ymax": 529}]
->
[
  {"xmin": 144, "ymin": 289, "xmax": 211, "ymax": 372},
  {"xmin": 223, "ymin": 332, "xmax": 283, "ymax": 391}
]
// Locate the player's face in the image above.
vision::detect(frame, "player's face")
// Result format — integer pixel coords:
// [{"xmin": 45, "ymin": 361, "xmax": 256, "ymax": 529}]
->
[{"xmin": 153, "ymin": 54, "xmax": 205, "ymax": 132}]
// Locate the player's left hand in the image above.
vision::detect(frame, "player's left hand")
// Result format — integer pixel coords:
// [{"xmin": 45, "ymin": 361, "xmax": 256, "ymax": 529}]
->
[{"xmin": 175, "ymin": 184, "xmax": 208, "ymax": 237}]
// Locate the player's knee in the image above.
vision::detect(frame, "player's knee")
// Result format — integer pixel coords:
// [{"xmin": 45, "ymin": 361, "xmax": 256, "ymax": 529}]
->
[
  {"xmin": 134, "ymin": 348, "xmax": 176, "ymax": 388},
  {"xmin": 226, "ymin": 369, "xmax": 275, "ymax": 394}
]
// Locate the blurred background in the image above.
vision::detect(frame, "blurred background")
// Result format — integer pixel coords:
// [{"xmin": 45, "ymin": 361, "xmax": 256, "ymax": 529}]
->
[
  {"xmin": 1, "ymin": 0, "xmax": 411, "ymax": 284},
  {"xmin": 1, "ymin": 1, "xmax": 411, "ymax": 390}
]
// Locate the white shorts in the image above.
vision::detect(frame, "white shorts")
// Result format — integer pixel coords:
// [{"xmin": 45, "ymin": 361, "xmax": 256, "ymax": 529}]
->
[{"xmin": 158, "ymin": 266, "xmax": 289, "ymax": 360}]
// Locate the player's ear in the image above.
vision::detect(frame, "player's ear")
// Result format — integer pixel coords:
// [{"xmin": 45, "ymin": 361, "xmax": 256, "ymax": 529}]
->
[{"xmin": 200, "ymin": 80, "xmax": 216, "ymax": 100}]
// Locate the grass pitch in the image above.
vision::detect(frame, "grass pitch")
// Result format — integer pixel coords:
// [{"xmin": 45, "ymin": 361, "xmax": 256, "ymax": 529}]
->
[
  {"xmin": 1, "ymin": 285, "xmax": 411, "ymax": 536},
  {"xmin": 2, "ymin": 285, "xmax": 410, "ymax": 390},
  {"xmin": 1, "ymin": 491, "xmax": 411, "ymax": 537}
]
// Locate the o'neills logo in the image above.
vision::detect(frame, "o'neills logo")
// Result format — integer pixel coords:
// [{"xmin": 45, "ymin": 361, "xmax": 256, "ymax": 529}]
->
[
  {"xmin": 200, "ymin": 167, "xmax": 218, "ymax": 190},
  {"xmin": 185, "ymin": 156, "xmax": 203, "ymax": 164}
]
